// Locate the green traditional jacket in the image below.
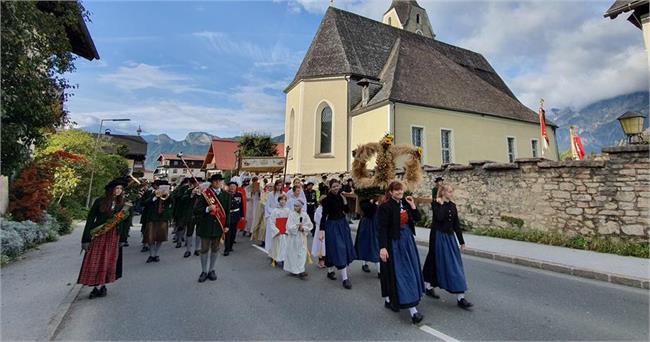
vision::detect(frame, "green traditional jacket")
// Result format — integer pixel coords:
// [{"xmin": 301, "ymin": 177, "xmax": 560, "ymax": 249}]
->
[
  {"xmin": 176, "ymin": 186, "xmax": 195, "ymax": 226},
  {"xmin": 82, "ymin": 197, "xmax": 130, "ymax": 243},
  {"xmin": 193, "ymin": 188, "xmax": 231, "ymax": 240},
  {"xmin": 145, "ymin": 196, "xmax": 173, "ymax": 223}
]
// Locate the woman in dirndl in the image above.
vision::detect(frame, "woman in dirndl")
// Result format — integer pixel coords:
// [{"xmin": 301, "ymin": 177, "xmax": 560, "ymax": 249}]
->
[
  {"xmin": 377, "ymin": 181, "xmax": 425, "ymax": 324},
  {"xmin": 321, "ymin": 179, "xmax": 357, "ymax": 289},
  {"xmin": 78, "ymin": 178, "xmax": 130, "ymax": 299},
  {"xmin": 424, "ymin": 183, "xmax": 473, "ymax": 310},
  {"xmin": 354, "ymin": 198, "xmax": 380, "ymax": 276}
]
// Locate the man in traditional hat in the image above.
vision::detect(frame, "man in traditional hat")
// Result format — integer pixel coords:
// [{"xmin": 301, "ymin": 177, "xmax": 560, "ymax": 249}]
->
[
  {"xmin": 318, "ymin": 174, "xmax": 329, "ymax": 198},
  {"xmin": 194, "ymin": 174, "xmax": 231, "ymax": 282},
  {"xmin": 139, "ymin": 179, "xmax": 161, "ymax": 253},
  {"xmin": 304, "ymin": 179, "xmax": 318, "ymax": 234},
  {"xmin": 171, "ymin": 178, "xmax": 191, "ymax": 248},
  {"xmin": 431, "ymin": 177, "xmax": 444, "ymax": 200},
  {"xmin": 183, "ymin": 177, "xmax": 203, "ymax": 258},
  {"xmin": 224, "ymin": 178, "xmax": 244, "ymax": 256}
]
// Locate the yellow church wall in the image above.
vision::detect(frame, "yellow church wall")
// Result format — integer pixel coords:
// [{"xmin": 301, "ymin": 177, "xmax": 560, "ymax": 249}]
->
[
  {"xmin": 351, "ymin": 105, "xmax": 391, "ymax": 168},
  {"xmin": 382, "ymin": 9, "xmax": 402, "ymax": 28},
  {"xmin": 393, "ymin": 103, "xmax": 558, "ymax": 165},
  {"xmin": 285, "ymin": 78, "xmax": 349, "ymax": 174}
]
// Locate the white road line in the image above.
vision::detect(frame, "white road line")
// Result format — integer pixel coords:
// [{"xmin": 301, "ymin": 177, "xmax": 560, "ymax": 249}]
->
[
  {"xmin": 252, "ymin": 244, "xmax": 267, "ymax": 254},
  {"xmin": 419, "ymin": 325, "xmax": 460, "ymax": 342}
]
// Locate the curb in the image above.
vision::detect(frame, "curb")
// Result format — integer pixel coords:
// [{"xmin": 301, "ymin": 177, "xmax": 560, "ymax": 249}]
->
[
  {"xmin": 411, "ymin": 240, "xmax": 649, "ymax": 290},
  {"xmin": 46, "ymin": 283, "xmax": 83, "ymax": 341},
  {"xmin": 349, "ymin": 226, "xmax": 648, "ymax": 290}
]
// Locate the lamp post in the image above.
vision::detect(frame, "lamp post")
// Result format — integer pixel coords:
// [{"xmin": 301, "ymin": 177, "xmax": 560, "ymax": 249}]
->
[
  {"xmin": 85, "ymin": 118, "xmax": 131, "ymax": 208},
  {"xmin": 617, "ymin": 111, "xmax": 646, "ymax": 145}
]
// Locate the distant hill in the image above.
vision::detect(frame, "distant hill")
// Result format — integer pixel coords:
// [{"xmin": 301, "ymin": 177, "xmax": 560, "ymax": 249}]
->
[
  {"xmin": 548, "ymin": 91, "xmax": 649, "ymax": 154},
  {"xmin": 142, "ymin": 132, "xmax": 284, "ymax": 170}
]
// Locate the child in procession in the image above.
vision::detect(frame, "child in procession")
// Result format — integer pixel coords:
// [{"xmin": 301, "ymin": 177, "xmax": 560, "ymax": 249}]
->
[
  {"xmin": 284, "ymin": 199, "xmax": 313, "ymax": 278},
  {"xmin": 269, "ymin": 193, "xmax": 291, "ymax": 267},
  {"xmin": 311, "ymin": 195, "xmax": 327, "ymax": 268}
]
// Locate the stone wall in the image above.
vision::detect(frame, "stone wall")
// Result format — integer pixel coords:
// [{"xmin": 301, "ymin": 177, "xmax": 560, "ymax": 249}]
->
[
  {"xmin": 412, "ymin": 145, "xmax": 649, "ymax": 240},
  {"xmin": 291, "ymin": 145, "xmax": 649, "ymax": 240}
]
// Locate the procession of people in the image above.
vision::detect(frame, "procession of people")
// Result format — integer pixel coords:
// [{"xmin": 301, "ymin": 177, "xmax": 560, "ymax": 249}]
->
[{"xmin": 77, "ymin": 172, "xmax": 473, "ymax": 325}]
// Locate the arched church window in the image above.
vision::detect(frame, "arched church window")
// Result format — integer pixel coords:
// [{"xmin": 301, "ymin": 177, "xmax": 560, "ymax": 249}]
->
[
  {"xmin": 416, "ymin": 14, "xmax": 420, "ymax": 24},
  {"xmin": 320, "ymin": 106, "xmax": 332, "ymax": 154}
]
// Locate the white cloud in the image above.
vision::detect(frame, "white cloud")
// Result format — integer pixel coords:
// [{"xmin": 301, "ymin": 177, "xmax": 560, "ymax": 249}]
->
[
  {"xmin": 193, "ymin": 31, "xmax": 302, "ymax": 69},
  {"xmin": 98, "ymin": 63, "xmax": 223, "ymax": 96}
]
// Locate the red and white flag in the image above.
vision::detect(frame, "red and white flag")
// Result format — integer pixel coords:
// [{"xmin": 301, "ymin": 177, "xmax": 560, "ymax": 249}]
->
[
  {"xmin": 539, "ymin": 100, "xmax": 550, "ymax": 155},
  {"xmin": 573, "ymin": 133, "xmax": 586, "ymax": 160}
]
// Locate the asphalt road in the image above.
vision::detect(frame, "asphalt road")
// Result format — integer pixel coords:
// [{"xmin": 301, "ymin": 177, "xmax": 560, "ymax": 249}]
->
[{"xmin": 55, "ymin": 226, "xmax": 649, "ymax": 341}]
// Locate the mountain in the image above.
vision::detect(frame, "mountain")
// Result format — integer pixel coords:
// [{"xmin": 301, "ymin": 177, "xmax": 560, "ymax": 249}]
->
[
  {"xmin": 142, "ymin": 132, "xmax": 285, "ymax": 170},
  {"xmin": 547, "ymin": 91, "xmax": 649, "ymax": 154}
]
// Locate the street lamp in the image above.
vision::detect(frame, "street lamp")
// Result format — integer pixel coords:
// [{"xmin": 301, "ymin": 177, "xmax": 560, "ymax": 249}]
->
[
  {"xmin": 617, "ymin": 111, "xmax": 646, "ymax": 144},
  {"xmin": 85, "ymin": 118, "xmax": 131, "ymax": 208}
]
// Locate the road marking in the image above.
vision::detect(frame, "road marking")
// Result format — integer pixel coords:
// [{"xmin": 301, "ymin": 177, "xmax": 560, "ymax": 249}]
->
[
  {"xmin": 252, "ymin": 244, "xmax": 267, "ymax": 254},
  {"xmin": 419, "ymin": 324, "xmax": 460, "ymax": 342}
]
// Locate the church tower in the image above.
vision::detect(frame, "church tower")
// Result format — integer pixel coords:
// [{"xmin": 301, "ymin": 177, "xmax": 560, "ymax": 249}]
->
[{"xmin": 382, "ymin": 0, "xmax": 435, "ymax": 39}]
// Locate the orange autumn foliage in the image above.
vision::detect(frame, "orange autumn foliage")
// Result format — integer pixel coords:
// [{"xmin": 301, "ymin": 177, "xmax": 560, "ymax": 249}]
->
[{"xmin": 8, "ymin": 149, "xmax": 85, "ymax": 222}]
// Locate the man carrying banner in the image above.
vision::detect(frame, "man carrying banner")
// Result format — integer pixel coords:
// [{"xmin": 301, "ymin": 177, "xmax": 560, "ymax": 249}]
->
[{"xmin": 193, "ymin": 173, "xmax": 231, "ymax": 283}]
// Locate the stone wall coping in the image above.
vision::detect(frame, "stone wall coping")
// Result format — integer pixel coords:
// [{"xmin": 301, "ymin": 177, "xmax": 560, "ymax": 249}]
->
[
  {"xmin": 538, "ymin": 160, "xmax": 606, "ymax": 168},
  {"xmin": 448, "ymin": 164, "xmax": 474, "ymax": 171},
  {"xmin": 602, "ymin": 144, "xmax": 649, "ymax": 154},
  {"xmin": 468, "ymin": 160, "xmax": 496, "ymax": 166},
  {"xmin": 482, "ymin": 162, "xmax": 519, "ymax": 170},
  {"xmin": 423, "ymin": 165, "xmax": 444, "ymax": 172},
  {"xmin": 515, "ymin": 157, "xmax": 550, "ymax": 164}
]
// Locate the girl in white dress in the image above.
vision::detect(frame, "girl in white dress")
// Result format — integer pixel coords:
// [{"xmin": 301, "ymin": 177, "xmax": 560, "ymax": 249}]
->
[
  {"xmin": 264, "ymin": 180, "xmax": 284, "ymax": 254},
  {"xmin": 269, "ymin": 194, "xmax": 290, "ymax": 266},
  {"xmin": 284, "ymin": 199, "xmax": 313, "ymax": 278},
  {"xmin": 311, "ymin": 195, "xmax": 327, "ymax": 268}
]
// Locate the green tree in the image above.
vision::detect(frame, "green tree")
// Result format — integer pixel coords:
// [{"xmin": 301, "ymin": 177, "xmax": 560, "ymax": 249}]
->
[
  {"xmin": 1, "ymin": 2, "xmax": 88, "ymax": 176},
  {"xmin": 238, "ymin": 133, "xmax": 278, "ymax": 157},
  {"xmin": 36, "ymin": 129, "xmax": 129, "ymax": 206},
  {"xmin": 52, "ymin": 165, "xmax": 79, "ymax": 204},
  {"xmin": 559, "ymin": 149, "xmax": 573, "ymax": 161}
]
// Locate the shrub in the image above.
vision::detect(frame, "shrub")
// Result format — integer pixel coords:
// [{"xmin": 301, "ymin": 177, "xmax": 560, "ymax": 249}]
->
[
  {"xmin": 48, "ymin": 203, "xmax": 74, "ymax": 234},
  {"xmin": 471, "ymin": 227, "xmax": 649, "ymax": 258},
  {"xmin": 0, "ymin": 215, "xmax": 60, "ymax": 263},
  {"xmin": 0, "ymin": 221, "xmax": 25, "ymax": 257}
]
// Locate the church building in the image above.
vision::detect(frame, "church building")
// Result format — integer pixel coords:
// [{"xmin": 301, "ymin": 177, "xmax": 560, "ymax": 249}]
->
[{"xmin": 284, "ymin": 0, "xmax": 559, "ymax": 174}]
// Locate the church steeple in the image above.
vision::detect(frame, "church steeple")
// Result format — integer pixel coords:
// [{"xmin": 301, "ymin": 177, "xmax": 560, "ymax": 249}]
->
[{"xmin": 382, "ymin": 0, "xmax": 435, "ymax": 39}]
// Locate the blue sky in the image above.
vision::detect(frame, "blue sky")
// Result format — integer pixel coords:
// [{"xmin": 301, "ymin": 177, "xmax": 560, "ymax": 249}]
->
[{"xmin": 67, "ymin": 0, "xmax": 649, "ymax": 140}]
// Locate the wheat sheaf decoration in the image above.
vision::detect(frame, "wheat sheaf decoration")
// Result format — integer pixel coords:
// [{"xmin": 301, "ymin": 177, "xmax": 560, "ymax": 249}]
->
[{"xmin": 352, "ymin": 133, "xmax": 423, "ymax": 191}]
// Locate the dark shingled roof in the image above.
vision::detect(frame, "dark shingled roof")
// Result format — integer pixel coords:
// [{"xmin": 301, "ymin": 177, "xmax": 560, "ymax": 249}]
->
[
  {"xmin": 95, "ymin": 134, "xmax": 147, "ymax": 157},
  {"xmin": 384, "ymin": 0, "xmax": 423, "ymax": 26},
  {"xmin": 287, "ymin": 7, "xmax": 554, "ymax": 127},
  {"xmin": 36, "ymin": 1, "xmax": 99, "ymax": 61},
  {"xmin": 604, "ymin": 0, "xmax": 648, "ymax": 18}
]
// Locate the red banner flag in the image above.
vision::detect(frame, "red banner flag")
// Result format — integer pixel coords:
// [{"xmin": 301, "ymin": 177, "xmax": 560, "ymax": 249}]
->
[
  {"xmin": 573, "ymin": 135, "xmax": 586, "ymax": 160},
  {"xmin": 539, "ymin": 100, "xmax": 550, "ymax": 154}
]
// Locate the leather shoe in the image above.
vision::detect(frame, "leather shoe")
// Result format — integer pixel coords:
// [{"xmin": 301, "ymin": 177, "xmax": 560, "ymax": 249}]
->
[
  {"xmin": 98, "ymin": 285, "xmax": 107, "ymax": 297},
  {"xmin": 198, "ymin": 272, "xmax": 208, "ymax": 283},
  {"xmin": 194, "ymin": 250, "xmax": 200, "ymax": 256},
  {"xmin": 183, "ymin": 251, "xmax": 191, "ymax": 258},
  {"xmin": 298, "ymin": 272, "xmax": 308, "ymax": 279},
  {"xmin": 207, "ymin": 270, "xmax": 217, "ymax": 281},
  {"xmin": 457, "ymin": 298, "xmax": 473, "ymax": 310},
  {"xmin": 384, "ymin": 301, "xmax": 399, "ymax": 312},
  {"xmin": 223, "ymin": 251, "xmax": 230, "ymax": 256},
  {"xmin": 146, "ymin": 256, "xmax": 154, "ymax": 263},
  {"xmin": 175, "ymin": 242, "xmax": 182, "ymax": 248},
  {"xmin": 89, "ymin": 287, "xmax": 100, "ymax": 299},
  {"xmin": 361, "ymin": 264, "xmax": 370, "ymax": 273},
  {"xmin": 154, "ymin": 256, "xmax": 160, "ymax": 262},
  {"xmin": 342, "ymin": 279, "xmax": 352, "ymax": 289},
  {"xmin": 327, "ymin": 272, "xmax": 337, "ymax": 280},
  {"xmin": 411, "ymin": 312, "xmax": 424, "ymax": 324},
  {"xmin": 425, "ymin": 288, "xmax": 440, "ymax": 299}
]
